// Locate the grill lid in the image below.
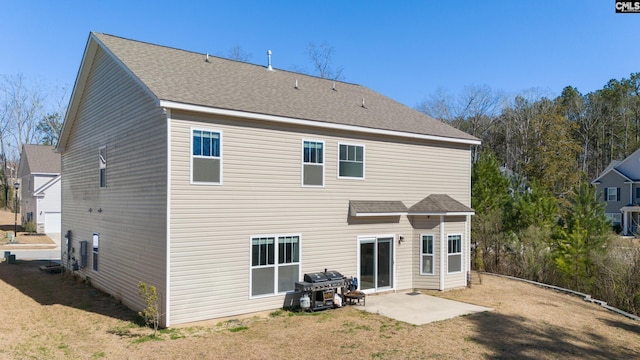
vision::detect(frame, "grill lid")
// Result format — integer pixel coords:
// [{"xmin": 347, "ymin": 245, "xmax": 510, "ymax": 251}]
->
[
  {"xmin": 324, "ymin": 270, "xmax": 344, "ymax": 280},
  {"xmin": 304, "ymin": 272, "xmax": 329, "ymax": 283}
]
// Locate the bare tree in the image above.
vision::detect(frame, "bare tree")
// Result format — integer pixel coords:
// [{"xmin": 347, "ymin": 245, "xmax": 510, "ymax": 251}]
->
[
  {"xmin": 1, "ymin": 74, "xmax": 45, "ymax": 158},
  {"xmin": 226, "ymin": 46, "xmax": 252, "ymax": 62},
  {"xmin": 306, "ymin": 41, "xmax": 344, "ymax": 80},
  {"xmin": 418, "ymin": 85, "xmax": 504, "ymax": 161}
]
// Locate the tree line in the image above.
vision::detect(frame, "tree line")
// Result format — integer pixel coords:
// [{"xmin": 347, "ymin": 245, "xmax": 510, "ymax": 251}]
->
[
  {"xmin": 418, "ymin": 74, "xmax": 640, "ymax": 316},
  {"xmin": 419, "ymin": 74, "xmax": 640, "ymax": 196}
]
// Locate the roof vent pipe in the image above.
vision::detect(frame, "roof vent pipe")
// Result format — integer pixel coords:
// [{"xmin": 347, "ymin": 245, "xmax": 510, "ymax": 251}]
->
[
  {"xmin": 267, "ymin": 50, "xmax": 273, "ymax": 71},
  {"xmin": 295, "ymin": 79, "xmax": 299, "ymax": 89},
  {"xmin": 205, "ymin": 53, "xmax": 210, "ymax": 62},
  {"xmin": 362, "ymin": 97, "xmax": 366, "ymax": 108},
  {"xmin": 332, "ymin": 82, "xmax": 337, "ymax": 91}
]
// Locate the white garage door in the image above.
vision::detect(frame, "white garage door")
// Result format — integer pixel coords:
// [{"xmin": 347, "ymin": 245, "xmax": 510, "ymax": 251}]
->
[{"xmin": 44, "ymin": 212, "xmax": 61, "ymax": 234}]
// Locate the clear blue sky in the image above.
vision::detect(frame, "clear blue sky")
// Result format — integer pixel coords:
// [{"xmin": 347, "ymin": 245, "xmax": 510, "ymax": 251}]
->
[{"xmin": 1, "ymin": 1, "xmax": 638, "ymax": 110}]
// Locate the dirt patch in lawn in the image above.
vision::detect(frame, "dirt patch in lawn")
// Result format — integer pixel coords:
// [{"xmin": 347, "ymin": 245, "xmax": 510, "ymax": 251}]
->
[
  {"xmin": 0, "ymin": 262, "xmax": 639, "ymax": 359},
  {"xmin": 0, "ymin": 210, "xmax": 55, "ymax": 246}
]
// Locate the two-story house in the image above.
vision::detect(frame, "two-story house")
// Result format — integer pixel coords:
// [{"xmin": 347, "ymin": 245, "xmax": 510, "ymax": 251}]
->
[
  {"xmin": 17, "ymin": 144, "xmax": 62, "ymax": 234},
  {"xmin": 57, "ymin": 33, "xmax": 480, "ymax": 327},
  {"xmin": 591, "ymin": 148, "xmax": 640, "ymax": 236}
]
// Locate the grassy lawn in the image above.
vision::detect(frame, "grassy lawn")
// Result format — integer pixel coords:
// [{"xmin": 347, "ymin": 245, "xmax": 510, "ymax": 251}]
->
[{"xmin": 1, "ymin": 260, "xmax": 639, "ymax": 359}]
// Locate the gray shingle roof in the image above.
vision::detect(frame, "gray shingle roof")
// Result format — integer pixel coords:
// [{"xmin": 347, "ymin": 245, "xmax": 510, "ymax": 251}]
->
[
  {"xmin": 408, "ymin": 194, "xmax": 473, "ymax": 214},
  {"xmin": 349, "ymin": 200, "xmax": 408, "ymax": 216},
  {"xmin": 20, "ymin": 144, "xmax": 60, "ymax": 174},
  {"xmin": 93, "ymin": 33, "xmax": 478, "ymax": 143}
]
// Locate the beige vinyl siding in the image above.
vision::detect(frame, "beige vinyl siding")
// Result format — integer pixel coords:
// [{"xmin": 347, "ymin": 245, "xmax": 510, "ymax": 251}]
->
[
  {"xmin": 61, "ymin": 47, "xmax": 167, "ymax": 323},
  {"xmin": 411, "ymin": 216, "xmax": 441, "ymax": 289},
  {"xmin": 168, "ymin": 110, "xmax": 471, "ymax": 324},
  {"xmin": 443, "ymin": 217, "xmax": 467, "ymax": 288}
]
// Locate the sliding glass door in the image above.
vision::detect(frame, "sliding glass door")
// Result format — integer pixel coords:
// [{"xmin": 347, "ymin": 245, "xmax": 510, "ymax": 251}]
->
[{"xmin": 359, "ymin": 236, "xmax": 394, "ymax": 291}]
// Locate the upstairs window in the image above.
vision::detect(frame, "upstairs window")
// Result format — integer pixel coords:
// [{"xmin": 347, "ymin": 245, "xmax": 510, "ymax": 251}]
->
[
  {"xmin": 192, "ymin": 129, "xmax": 222, "ymax": 184},
  {"xmin": 99, "ymin": 146, "xmax": 107, "ymax": 188},
  {"xmin": 605, "ymin": 187, "xmax": 619, "ymax": 202},
  {"xmin": 338, "ymin": 143, "xmax": 364, "ymax": 179},
  {"xmin": 302, "ymin": 140, "xmax": 324, "ymax": 187}
]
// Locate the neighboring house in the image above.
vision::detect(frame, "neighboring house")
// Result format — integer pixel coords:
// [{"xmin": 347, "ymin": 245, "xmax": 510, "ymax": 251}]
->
[
  {"xmin": 591, "ymin": 148, "xmax": 640, "ymax": 236},
  {"xmin": 57, "ymin": 32, "xmax": 480, "ymax": 327},
  {"xmin": 17, "ymin": 144, "xmax": 62, "ymax": 234}
]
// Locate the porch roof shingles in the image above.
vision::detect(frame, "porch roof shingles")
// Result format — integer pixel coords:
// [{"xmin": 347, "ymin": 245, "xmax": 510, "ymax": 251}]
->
[
  {"xmin": 349, "ymin": 200, "xmax": 408, "ymax": 217},
  {"xmin": 408, "ymin": 194, "xmax": 474, "ymax": 215},
  {"xmin": 92, "ymin": 33, "xmax": 478, "ymax": 143}
]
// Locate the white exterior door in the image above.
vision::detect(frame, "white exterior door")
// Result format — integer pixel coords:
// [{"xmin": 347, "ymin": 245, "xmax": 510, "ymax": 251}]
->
[{"xmin": 44, "ymin": 212, "xmax": 61, "ymax": 233}]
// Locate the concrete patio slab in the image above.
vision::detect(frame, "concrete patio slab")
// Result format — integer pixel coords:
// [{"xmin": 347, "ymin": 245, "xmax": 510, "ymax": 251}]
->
[{"xmin": 360, "ymin": 291, "xmax": 492, "ymax": 325}]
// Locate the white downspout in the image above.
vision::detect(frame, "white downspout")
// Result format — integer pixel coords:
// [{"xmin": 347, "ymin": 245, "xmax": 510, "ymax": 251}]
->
[
  {"xmin": 165, "ymin": 108, "xmax": 172, "ymax": 327},
  {"xmin": 439, "ymin": 215, "xmax": 445, "ymax": 291}
]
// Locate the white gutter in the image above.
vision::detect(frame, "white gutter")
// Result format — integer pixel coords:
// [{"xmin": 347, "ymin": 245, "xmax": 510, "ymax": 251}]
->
[
  {"xmin": 159, "ymin": 100, "xmax": 482, "ymax": 146},
  {"xmin": 353, "ymin": 212, "xmax": 408, "ymax": 217},
  {"xmin": 408, "ymin": 211, "xmax": 475, "ymax": 216}
]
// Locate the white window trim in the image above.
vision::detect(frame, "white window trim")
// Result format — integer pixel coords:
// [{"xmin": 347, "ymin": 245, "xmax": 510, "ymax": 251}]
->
[
  {"xmin": 249, "ymin": 233, "xmax": 302, "ymax": 299},
  {"xmin": 301, "ymin": 139, "xmax": 325, "ymax": 188},
  {"xmin": 92, "ymin": 233, "xmax": 99, "ymax": 272},
  {"xmin": 447, "ymin": 233, "xmax": 463, "ymax": 274},
  {"xmin": 606, "ymin": 187, "xmax": 618, "ymax": 202},
  {"xmin": 337, "ymin": 142, "xmax": 365, "ymax": 180},
  {"xmin": 99, "ymin": 145, "xmax": 107, "ymax": 189},
  {"xmin": 420, "ymin": 234, "xmax": 435, "ymax": 275},
  {"xmin": 190, "ymin": 127, "xmax": 223, "ymax": 185}
]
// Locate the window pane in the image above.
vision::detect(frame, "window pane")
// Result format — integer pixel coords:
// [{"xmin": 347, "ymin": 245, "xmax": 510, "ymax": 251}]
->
[
  {"xmin": 422, "ymin": 235, "xmax": 433, "ymax": 254},
  {"xmin": 278, "ymin": 264, "xmax": 299, "ymax": 292},
  {"xmin": 303, "ymin": 142, "xmax": 311, "ymax": 163},
  {"xmin": 339, "ymin": 144, "xmax": 347, "ymax": 160},
  {"xmin": 422, "ymin": 255, "xmax": 433, "ymax": 274},
  {"xmin": 252, "ymin": 268, "xmax": 275, "ymax": 296},
  {"xmin": 193, "ymin": 158, "xmax": 220, "ymax": 183},
  {"xmin": 303, "ymin": 164, "xmax": 323, "ymax": 186},
  {"xmin": 252, "ymin": 241, "xmax": 260, "ymax": 266},
  {"xmin": 193, "ymin": 130, "xmax": 202, "ymax": 156},
  {"xmin": 211, "ymin": 135, "xmax": 220, "ymax": 157},
  {"xmin": 355, "ymin": 146, "xmax": 363, "ymax": 162},
  {"xmin": 339, "ymin": 162, "xmax": 363, "ymax": 178},
  {"xmin": 279, "ymin": 236, "xmax": 299, "ymax": 264},
  {"xmin": 448, "ymin": 254, "xmax": 461, "ymax": 273},
  {"xmin": 267, "ymin": 240, "xmax": 274, "ymax": 265},
  {"xmin": 448, "ymin": 235, "xmax": 461, "ymax": 254},
  {"xmin": 202, "ymin": 131, "xmax": 211, "ymax": 156},
  {"xmin": 347, "ymin": 145, "xmax": 356, "ymax": 161}
]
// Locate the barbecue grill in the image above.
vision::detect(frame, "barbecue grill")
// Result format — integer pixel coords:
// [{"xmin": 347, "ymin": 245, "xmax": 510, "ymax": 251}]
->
[{"xmin": 295, "ymin": 270, "xmax": 351, "ymax": 311}]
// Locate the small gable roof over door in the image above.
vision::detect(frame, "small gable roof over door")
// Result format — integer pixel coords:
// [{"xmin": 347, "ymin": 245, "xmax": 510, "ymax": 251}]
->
[{"xmin": 408, "ymin": 194, "xmax": 474, "ymax": 216}]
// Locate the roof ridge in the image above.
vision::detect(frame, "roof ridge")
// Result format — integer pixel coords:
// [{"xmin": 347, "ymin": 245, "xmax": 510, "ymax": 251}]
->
[{"xmin": 93, "ymin": 32, "xmax": 362, "ymax": 86}]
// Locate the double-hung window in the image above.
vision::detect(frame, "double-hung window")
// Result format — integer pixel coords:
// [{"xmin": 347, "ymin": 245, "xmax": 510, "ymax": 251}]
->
[
  {"xmin": 92, "ymin": 233, "xmax": 99, "ymax": 271},
  {"xmin": 192, "ymin": 129, "xmax": 222, "ymax": 184},
  {"xmin": 338, "ymin": 143, "xmax": 364, "ymax": 179},
  {"xmin": 302, "ymin": 140, "xmax": 324, "ymax": 186},
  {"xmin": 99, "ymin": 146, "xmax": 107, "ymax": 188},
  {"xmin": 251, "ymin": 235, "xmax": 300, "ymax": 297},
  {"xmin": 447, "ymin": 234, "xmax": 462, "ymax": 274},
  {"xmin": 421, "ymin": 234, "xmax": 434, "ymax": 275},
  {"xmin": 606, "ymin": 187, "xmax": 619, "ymax": 202}
]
